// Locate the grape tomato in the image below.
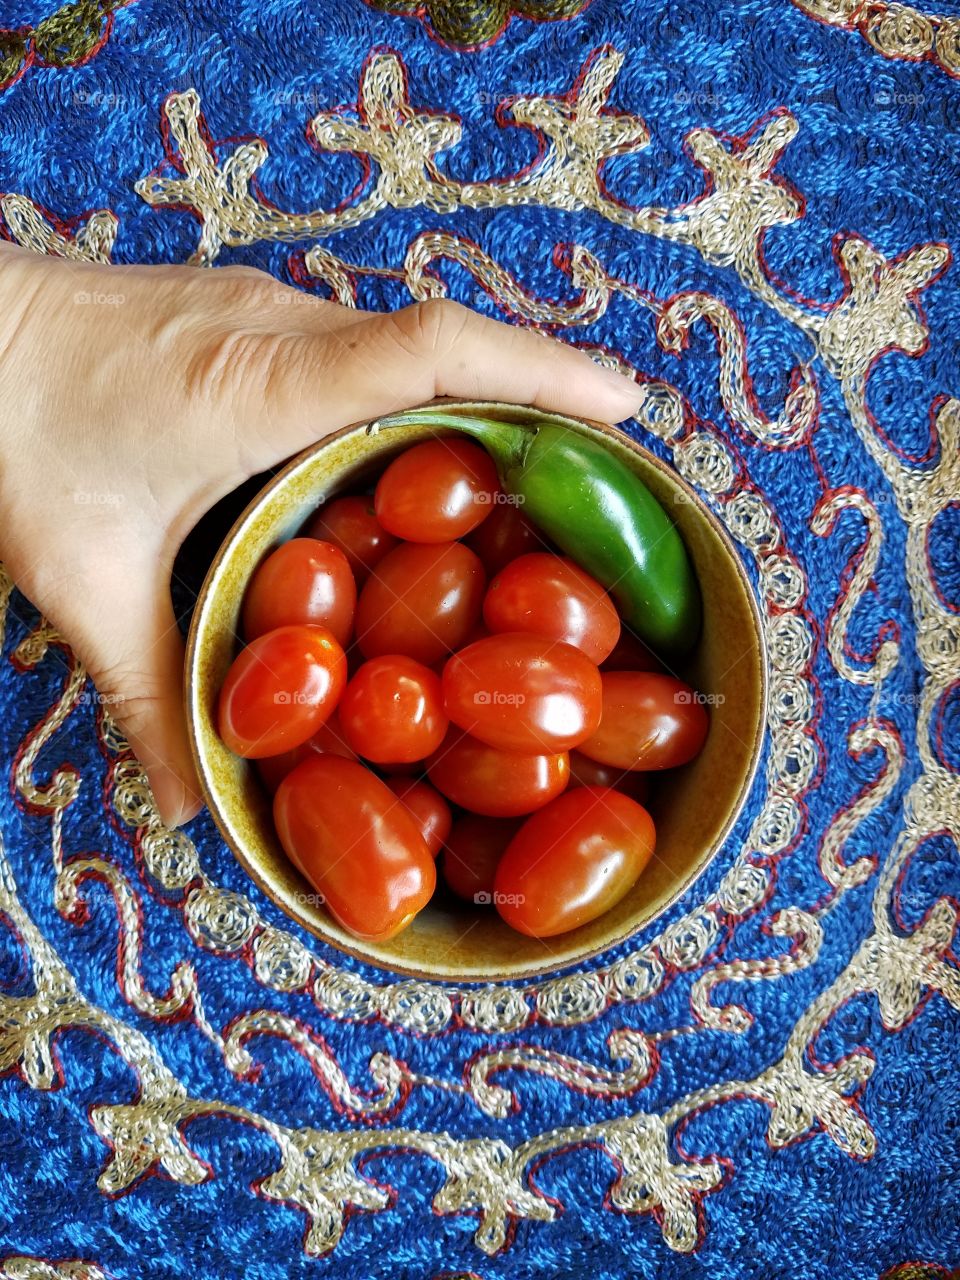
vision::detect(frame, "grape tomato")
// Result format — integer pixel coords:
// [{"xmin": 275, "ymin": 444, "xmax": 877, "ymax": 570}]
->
[
  {"xmin": 217, "ymin": 625, "xmax": 346, "ymax": 759},
  {"xmin": 494, "ymin": 787, "xmax": 655, "ymax": 937},
  {"xmin": 274, "ymin": 756, "xmax": 435, "ymax": 940},
  {"xmin": 242, "ymin": 538, "xmax": 356, "ymax": 647},
  {"xmin": 374, "ymin": 436, "xmax": 499, "ymax": 542},
  {"xmin": 442, "ymin": 633, "xmax": 602, "ymax": 753},
  {"xmin": 578, "ymin": 671, "xmax": 709, "ymax": 771}
]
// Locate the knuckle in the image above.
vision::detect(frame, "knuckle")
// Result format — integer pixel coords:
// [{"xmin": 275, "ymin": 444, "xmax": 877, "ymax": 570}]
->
[
  {"xmin": 183, "ymin": 329, "xmax": 270, "ymax": 404},
  {"xmin": 388, "ymin": 297, "xmax": 472, "ymax": 358},
  {"xmin": 88, "ymin": 676, "xmax": 162, "ymax": 743},
  {"xmin": 211, "ymin": 264, "xmax": 277, "ymax": 308}
]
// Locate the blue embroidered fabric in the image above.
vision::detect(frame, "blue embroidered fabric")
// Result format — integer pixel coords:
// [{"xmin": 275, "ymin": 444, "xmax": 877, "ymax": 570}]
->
[{"xmin": 0, "ymin": 1, "xmax": 958, "ymax": 1277}]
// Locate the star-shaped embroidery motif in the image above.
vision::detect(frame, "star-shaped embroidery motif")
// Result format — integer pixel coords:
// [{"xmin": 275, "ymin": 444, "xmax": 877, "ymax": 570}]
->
[
  {"xmin": 463, "ymin": 47, "xmax": 649, "ymax": 208},
  {"xmin": 0, "ymin": 194, "xmax": 117, "ymax": 261},
  {"xmin": 433, "ymin": 1138, "xmax": 553, "ymax": 1253},
  {"xmin": 136, "ymin": 89, "xmax": 273, "ymax": 264},
  {"xmin": 679, "ymin": 112, "xmax": 803, "ymax": 271},
  {"xmin": 817, "ymin": 233, "xmax": 950, "ymax": 379},
  {"xmin": 604, "ymin": 1114, "xmax": 724, "ymax": 1254},
  {"xmin": 871, "ymin": 898, "xmax": 959, "ymax": 1031},
  {"xmin": 257, "ymin": 1128, "xmax": 389, "ymax": 1256},
  {"xmin": 762, "ymin": 1053, "xmax": 876, "ymax": 1158},
  {"xmin": 310, "ymin": 52, "xmax": 461, "ymax": 213},
  {"xmin": 90, "ymin": 1089, "xmax": 208, "ymax": 1193}
]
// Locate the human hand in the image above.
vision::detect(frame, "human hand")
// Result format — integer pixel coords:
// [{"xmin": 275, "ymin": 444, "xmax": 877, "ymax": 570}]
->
[{"xmin": 0, "ymin": 245, "xmax": 642, "ymax": 827}]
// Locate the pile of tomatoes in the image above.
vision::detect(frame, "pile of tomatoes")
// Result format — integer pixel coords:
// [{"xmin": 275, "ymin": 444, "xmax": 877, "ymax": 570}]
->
[{"xmin": 216, "ymin": 436, "xmax": 709, "ymax": 942}]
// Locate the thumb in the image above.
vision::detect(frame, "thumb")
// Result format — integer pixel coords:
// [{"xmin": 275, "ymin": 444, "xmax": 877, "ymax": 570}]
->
[
  {"xmin": 224, "ymin": 298, "xmax": 644, "ymax": 472},
  {"xmin": 73, "ymin": 569, "xmax": 202, "ymax": 829}
]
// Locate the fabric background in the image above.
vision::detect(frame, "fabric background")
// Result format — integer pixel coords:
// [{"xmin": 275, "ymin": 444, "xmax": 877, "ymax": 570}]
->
[{"xmin": 0, "ymin": 1, "xmax": 958, "ymax": 1276}]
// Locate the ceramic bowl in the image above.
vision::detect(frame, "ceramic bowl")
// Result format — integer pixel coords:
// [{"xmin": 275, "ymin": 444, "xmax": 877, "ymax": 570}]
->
[{"xmin": 185, "ymin": 400, "xmax": 767, "ymax": 981}]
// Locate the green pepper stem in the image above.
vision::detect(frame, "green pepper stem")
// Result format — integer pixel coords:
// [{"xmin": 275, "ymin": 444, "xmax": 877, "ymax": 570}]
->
[{"xmin": 372, "ymin": 409, "xmax": 532, "ymax": 475}]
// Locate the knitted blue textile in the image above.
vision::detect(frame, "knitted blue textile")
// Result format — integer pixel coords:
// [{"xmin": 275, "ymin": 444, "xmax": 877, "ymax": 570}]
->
[{"xmin": 0, "ymin": 1, "xmax": 958, "ymax": 1277}]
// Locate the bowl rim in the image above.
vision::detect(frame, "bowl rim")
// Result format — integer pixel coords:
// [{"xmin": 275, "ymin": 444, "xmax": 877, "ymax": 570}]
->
[{"xmin": 184, "ymin": 398, "xmax": 769, "ymax": 984}]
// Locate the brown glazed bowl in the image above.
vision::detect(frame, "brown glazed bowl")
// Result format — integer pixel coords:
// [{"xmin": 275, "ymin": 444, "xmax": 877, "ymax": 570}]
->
[{"xmin": 185, "ymin": 400, "xmax": 767, "ymax": 981}]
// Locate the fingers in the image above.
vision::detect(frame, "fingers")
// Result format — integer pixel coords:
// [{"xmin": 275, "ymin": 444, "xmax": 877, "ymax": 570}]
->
[
  {"xmin": 225, "ymin": 298, "xmax": 643, "ymax": 470},
  {"xmin": 67, "ymin": 566, "xmax": 202, "ymax": 828}
]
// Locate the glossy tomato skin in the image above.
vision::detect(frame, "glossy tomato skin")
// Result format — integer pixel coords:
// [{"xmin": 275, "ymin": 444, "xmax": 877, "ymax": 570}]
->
[
  {"xmin": 256, "ymin": 711, "xmax": 356, "ymax": 793},
  {"xmin": 274, "ymin": 756, "xmax": 435, "ymax": 940},
  {"xmin": 304, "ymin": 496, "xmax": 398, "ymax": 582},
  {"xmin": 465, "ymin": 501, "xmax": 543, "ymax": 577},
  {"xmin": 374, "ymin": 436, "xmax": 499, "ymax": 542},
  {"xmin": 218, "ymin": 625, "xmax": 347, "ymax": 758},
  {"xmin": 426, "ymin": 728, "xmax": 569, "ymax": 817},
  {"xmin": 441, "ymin": 815, "xmax": 520, "ymax": 902},
  {"xmin": 242, "ymin": 539, "xmax": 356, "ymax": 647},
  {"xmin": 385, "ymin": 777, "xmax": 451, "ymax": 858},
  {"xmin": 494, "ymin": 786, "xmax": 655, "ymax": 937},
  {"xmin": 355, "ymin": 541, "xmax": 486, "ymax": 665},
  {"xmin": 483, "ymin": 553, "xmax": 620, "ymax": 663},
  {"xmin": 442, "ymin": 633, "xmax": 602, "ymax": 753},
  {"xmin": 568, "ymin": 750, "xmax": 650, "ymax": 805},
  {"xmin": 578, "ymin": 671, "xmax": 709, "ymax": 771},
  {"xmin": 339, "ymin": 656, "xmax": 447, "ymax": 763}
]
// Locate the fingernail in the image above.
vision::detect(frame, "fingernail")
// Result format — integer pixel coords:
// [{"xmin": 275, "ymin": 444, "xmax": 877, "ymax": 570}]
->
[
  {"xmin": 597, "ymin": 364, "xmax": 641, "ymax": 407},
  {"xmin": 149, "ymin": 767, "xmax": 201, "ymax": 828}
]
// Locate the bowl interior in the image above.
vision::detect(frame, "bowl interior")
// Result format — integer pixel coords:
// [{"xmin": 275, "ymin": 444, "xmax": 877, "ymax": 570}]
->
[{"xmin": 185, "ymin": 402, "xmax": 767, "ymax": 981}]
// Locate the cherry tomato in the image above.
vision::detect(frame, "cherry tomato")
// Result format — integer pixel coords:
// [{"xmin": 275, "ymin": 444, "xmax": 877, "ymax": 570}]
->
[
  {"xmin": 374, "ymin": 437, "xmax": 499, "ymax": 542},
  {"xmin": 355, "ymin": 541, "xmax": 486, "ymax": 665},
  {"xmin": 385, "ymin": 777, "xmax": 451, "ymax": 858},
  {"xmin": 426, "ymin": 728, "xmax": 568, "ymax": 817},
  {"xmin": 242, "ymin": 538, "xmax": 356, "ymax": 646},
  {"xmin": 304, "ymin": 495, "xmax": 398, "ymax": 582},
  {"xmin": 568, "ymin": 750, "xmax": 650, "ymax": 805},
  {"xmin": 256, "ymin": 711, "xmax": 356, "ymax": 793},
  {"xmin": 275, "ymin": 756, "xmax": 435, "ymax": 940},
  {"xmin": 494, "ymin": 787, "xmax": 655, "ymax": 937},
  {"xmin": 442, "ymin": 633, "xmax": 602, "ymax": 753},
  {"xmin": 441, "ymin": 815, "xmax": 520, "ymax": 903},
  {"xmin": 483, "ymin": 553, "xmax": 620, "ymax": 663},
  {"xmin": 465, "ymin": 501, "xmax": 544, "ymax": 576},
  {"xmin": 217, "ymin": 625, "xmax": 346, "ymax": 758},
  {"xmin": 578, "ymin": 671, "xmax": 709, "ymax": 771},
  {"xmin": 339, "ymin": 655, "xmax": 447, "ymax": 764},
  {"xmin": 601, "ymin": 628, "xmax": 664, "ymax": 673}
]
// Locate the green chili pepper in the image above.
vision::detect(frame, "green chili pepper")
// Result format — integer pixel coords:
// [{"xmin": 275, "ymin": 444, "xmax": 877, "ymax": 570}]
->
[{"xmin": 376, "ymin": 406, "xmax": 702, "ymax": 655}]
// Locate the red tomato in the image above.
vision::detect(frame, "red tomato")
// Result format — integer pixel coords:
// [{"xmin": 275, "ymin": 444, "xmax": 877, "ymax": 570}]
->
[
  {"xmin": 304, "ymin": 495, "xmax": 398, "ymax": 582},
  {"xmin": 374, "ymin": 437, "xmax": 499, "ymax": 542},
  {"xmin": 275, "ymin": 756, "xmax": 435, "ymax": 940},
  {"xmin": 385, "ymin": 777, "xmax": 451, "ymax": 858},
  {"xmin": 568, "ymin": 750, "xmax": 650, "ymax": 805},
  {"xmin": 465, "ymin": 501, "xmax": 544, "ymax": 576},
  {"xmin": 441, "ymin": 815, "xmax": 520, "ymax": 903},
  {"xmin": 242, "ymin": 538, "xmax": 356, "ymax": 646},
  {"xmin": 355, "ymin": 541, "xmax": 486, "ymax": 665},
  {"xmin": 339, "ymin": 656, "xmax": 447, "ymax": 763},
  {"xmin": 256, "ymin": 711, "xmax": 356, "ymax": 793},
  {"xmin": 578, "ymin": 671, "xmax": 709, "ymax": 770},
  {"xmin": 494, "ymin": 787, "xmax": 655, "ymax": 937},
  {"xmin": 217, "ymin": 625, "xmax": 346, "ymax": 758},
  {"xmin": 483, "ymin": 553, "xmax": 620, "ymax": 663},
  {"xmin": 442, "ymin": 633, "xmax": 602, "ymax": 753},
  {"xmin": 601, "ymin": 628, "xmax": 664, "ymax": 673},
  {"xmin": 426, "ymin": 729, "xmax": 569, "ymax": 817}
]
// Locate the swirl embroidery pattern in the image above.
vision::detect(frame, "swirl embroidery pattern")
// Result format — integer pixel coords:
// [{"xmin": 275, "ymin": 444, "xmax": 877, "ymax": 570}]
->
[
  {"xmin": 791, "ymin": 0, "xmax": 960, "ymax": 78},
  {"xmin": 0, "ymin": 36, "xmax": 958, "ymax": 1274}
]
